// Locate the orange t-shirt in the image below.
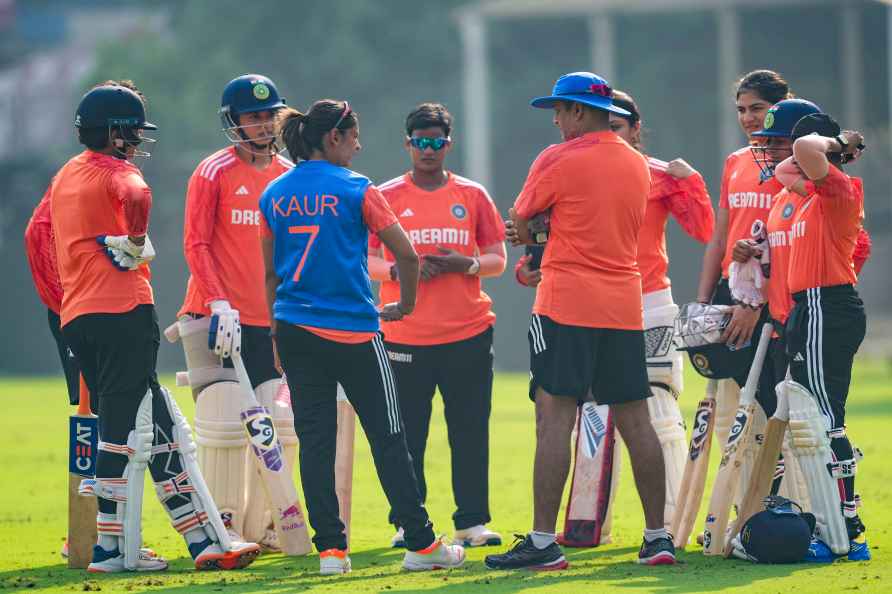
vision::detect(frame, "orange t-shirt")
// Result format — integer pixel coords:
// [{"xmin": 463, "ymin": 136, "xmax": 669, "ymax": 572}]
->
[
  {"xmin": 718, "ymin": 147, "xmax": 782, "ymax": 277},
  {"xmin": 764, "ymin": 189, "xmax": 804, "ymax": 324},
  {"xmin": 787, "ymin": 166, "xmax": 863, "ymax": 294},
  {"xmin": 24, "ymin": 185, "xmax": 64, "ymax": 314},
  {"xmin": 639, "ymin": 158, "xmax": 714, "ymax": 294},
  {"xmin": 50, "ymin": 151, "xmax": 154, "ymax": 326},
  {"xmin": 369, "ymin": 173, "xmax": 505, "ymax": 345},
  {"xmin": 514, "ymin": 131, "xmax": 650, "ymax": 330},
  {"xmin": 179, "ymin": 147, "xmax": 293, "ymax": 326}
]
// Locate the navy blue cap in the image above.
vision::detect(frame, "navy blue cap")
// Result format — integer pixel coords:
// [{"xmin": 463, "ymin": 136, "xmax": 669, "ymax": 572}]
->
[
  {"xmin": 752, "ymin": 99, "xmax": 821, "ymax": 138},
  {"xmin": 220, "ymin": 74, "xmax": 286, "ymax": 117},
  {"xmin": 531, "ymin": 72, "xmax": 630, "ymax": 116},
  {"xmin": 75, "ymin": 85, "xmax": 156, "ymax": 130}
]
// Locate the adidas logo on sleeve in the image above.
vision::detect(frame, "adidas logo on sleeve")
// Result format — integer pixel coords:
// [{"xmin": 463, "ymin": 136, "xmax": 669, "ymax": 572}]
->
[
  {"xmin": 400, "ymin": 208, "xmax": 414, "ymax": 217},
  {"xmin": 235, "ymin": 185, "xmax": 249, "ymax": 195}
]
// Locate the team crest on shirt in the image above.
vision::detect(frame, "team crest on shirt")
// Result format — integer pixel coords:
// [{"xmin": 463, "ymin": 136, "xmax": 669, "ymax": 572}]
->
[
  {"xmin": 782, "ymin": 202, "xmax": 794, "ymax": 219},
  {"xmin": 450, "ymin": 204, "xmax": 467, "ymax": 221}
]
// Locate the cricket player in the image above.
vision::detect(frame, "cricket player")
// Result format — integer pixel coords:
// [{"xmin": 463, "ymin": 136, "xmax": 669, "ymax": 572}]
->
[
  {"xmin": 485, "ymin": 72, "xmax": 674, "ymax": 570},
  {"xmin": 53, "ymin": 81, "xmax": 259, "ymax": 572},
  {"xmin": 260, "ymin": 99, "xmax": 465, "ymax": 574},
  {"xmin": 368, "ymin": 103, "xmax": 506, "ymax": 549},
  {"xmin": 752, "ymin": 113, "xmax": 870, "ymax": 561},
  {"xmin": 176, "ymin": 74, "xmax": 295, "ymax": 548}
]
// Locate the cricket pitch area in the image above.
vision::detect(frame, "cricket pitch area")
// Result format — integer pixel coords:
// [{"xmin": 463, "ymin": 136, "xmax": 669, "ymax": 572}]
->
[{"xmin": 3, "ymin": 362, "xmax": 890, "ymax": 593}]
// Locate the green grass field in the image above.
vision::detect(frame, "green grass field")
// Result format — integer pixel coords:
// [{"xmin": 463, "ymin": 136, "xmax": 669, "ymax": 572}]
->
[{"xmin": 3, "ymin": 361, "xmax": 890, "ymax": 593}]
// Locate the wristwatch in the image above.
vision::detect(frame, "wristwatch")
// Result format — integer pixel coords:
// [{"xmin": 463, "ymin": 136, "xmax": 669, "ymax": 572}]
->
[
  {"xmin": 834, "ymin": 134, "xmax": 850, "ymax": 153},
  {"xmin": 466, "ymin": 257, "xmax": 480, "ymax": 275}
]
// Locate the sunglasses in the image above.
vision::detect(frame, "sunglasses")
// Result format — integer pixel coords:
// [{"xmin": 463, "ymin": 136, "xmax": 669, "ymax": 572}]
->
[
  {"xmin": 332, "ymin": 101, "xmax": 352, "ymax": 131},
  {"xmin": 408, "ymin": 136, "xmax": 450, "ymax": 151}
]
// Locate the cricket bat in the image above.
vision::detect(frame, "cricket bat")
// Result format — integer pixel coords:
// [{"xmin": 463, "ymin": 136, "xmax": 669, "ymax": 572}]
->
[
  {"xmin": 670, "ymin": 379, "xmax": 718, "ymax": 548},
  {"xmin": 232, "ymin": 356, "xmax": 312, "ymax": 555},
  {"xmin": 68, "ymin": 375, "xmax": 98, "ymax": 569},
  {"xmin": 557, "ymin": 401, "xmax": 618, "ymax": 547},
  {"xmin": 723, "ymin": 375, "xmax": 790, "ymax": 557},
  {"xmin": 335, "ymin": 394, "xmax": 355, "ymax": 545},
  {"xmin": 702, "ymin": 323, "xmax": 772, "ymax": 555}
]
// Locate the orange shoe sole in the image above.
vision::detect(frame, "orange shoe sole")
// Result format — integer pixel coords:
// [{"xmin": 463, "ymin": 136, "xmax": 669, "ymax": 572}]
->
[{"xmin": 195, "ymin": 545, "xmax": 261, "ymax": 570}]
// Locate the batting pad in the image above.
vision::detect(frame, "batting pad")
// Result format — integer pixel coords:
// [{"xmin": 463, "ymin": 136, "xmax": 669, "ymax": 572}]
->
[{"xmin": 648, "ymin": 385, "xmax": 687, "ymax": 530}]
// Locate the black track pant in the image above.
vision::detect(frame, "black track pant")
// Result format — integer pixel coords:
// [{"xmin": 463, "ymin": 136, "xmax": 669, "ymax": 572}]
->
[
  {"xmin": 786, "ymin": 285, "xmax": 866, "ymax": 526},
  {"xmin": 384, "ymin": 327, "xmax": 494, "ymax": 530},
  {"xmin": 48, "ymin": 308, "xmax": 81, "ymax": 405},
  {"xmin": 63, "ymin": 305, "xmax": 191, "ymax": 516},
  {"xmin": 276, "ymin": 323, "xmax": 435, "ymax": 552}
]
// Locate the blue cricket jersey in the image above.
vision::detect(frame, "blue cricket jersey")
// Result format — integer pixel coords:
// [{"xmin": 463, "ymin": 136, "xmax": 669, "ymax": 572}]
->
[{"xmin": 259, "ymin": 160, "xmax": 380, "ymax": 332}]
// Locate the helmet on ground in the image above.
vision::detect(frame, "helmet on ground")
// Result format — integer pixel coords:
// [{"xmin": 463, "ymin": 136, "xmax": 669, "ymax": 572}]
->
[{"xmin": 735, "ymin": 496, "xmax": 816, "ymax": 563}]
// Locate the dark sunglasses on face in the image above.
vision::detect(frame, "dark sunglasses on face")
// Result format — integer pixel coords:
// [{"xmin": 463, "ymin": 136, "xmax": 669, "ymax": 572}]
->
[{"xmin": 408, "ymin": 136, "xmax": 450, "ymax": 151}]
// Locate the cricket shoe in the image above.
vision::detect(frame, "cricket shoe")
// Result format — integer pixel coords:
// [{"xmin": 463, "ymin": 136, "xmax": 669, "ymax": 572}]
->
[
  {"xmin": 803, "ymin": 538, "xmax": 834, "ymax": 563},
  {"xmin": 319, "ymin": 548, "xmax": 351, "ymax": 574},
  {"xmin": 454, "ymin": 525, "xmax": 502, "ymax": 547},
  {"xmin": 848, "ymin": 538, "xmax": 871, "ymax": 562},
  {"xmin": 484, "ymin": 534, "xmax": 568, "ymax": 571},
  {"xmin": 191, "ymin": 538, "xmax": 261, "ymax": 570},
  {"xmin": 402, "ymin": 536, "xmax": 466, "ymax": 571},
  {"xmin": 637, "ymin": 537, "xmax": 676, "ymax": 565},
  {"xmin": 87, "ymin": 546, "xmax": 168, "ymax": 573},
  {"xmin": 391, "ymin": 527, "xmax": 406, "ymax": 548}
]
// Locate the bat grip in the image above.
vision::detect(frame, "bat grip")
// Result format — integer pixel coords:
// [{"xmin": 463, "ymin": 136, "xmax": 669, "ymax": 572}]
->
[{"xmin": 76, "ymin": 374, "xmax": 92, "ymax": 415}]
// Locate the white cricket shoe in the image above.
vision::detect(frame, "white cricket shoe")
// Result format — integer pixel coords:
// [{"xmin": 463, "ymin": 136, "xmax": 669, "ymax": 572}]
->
[
  {"xmin": 454, "ymin": 525, "xmax": 502, "ymax": 547},
  {"xmin": 391, "ymin": 527, "xmax": 406, "ymax": 548},
  {"xmin": 87, "ymin": 546, "xmax": 169, "ymax": 573},
  {"xmin": 319, "ymin": 548, "xmax": 351, "ymax": 574},
  {"xmin": 402, "ymin": 536, "xmax": 466, "ymax": 571},
  {"xmin": 193, "ymin": 540, "xmax": 261, "ymax": 570}
]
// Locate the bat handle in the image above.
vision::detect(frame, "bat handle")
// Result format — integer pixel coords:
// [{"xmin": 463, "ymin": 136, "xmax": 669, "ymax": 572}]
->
[{"xmin": 77, "ymin": 374, "xmax": 92, "ymax": 415}]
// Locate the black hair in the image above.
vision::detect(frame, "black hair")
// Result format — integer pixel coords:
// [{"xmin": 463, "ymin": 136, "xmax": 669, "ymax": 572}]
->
[
  {"xmin": 610, "ymin": 90, "xmax": 641, "ymax": 127},
  {"xmin": 276, "ymin": 99, "xmax": 357, "ymax": 161},
  {"xmin": 77, "ymin": 79, "xmax": 147, "ymax": 150},
  {"xmin": 405, "ymin": 103, "xmax": 452, "ymax": 137},
  {"xmin": 736, "ymin": 70, "xmax": 792, "ymax": 104}
]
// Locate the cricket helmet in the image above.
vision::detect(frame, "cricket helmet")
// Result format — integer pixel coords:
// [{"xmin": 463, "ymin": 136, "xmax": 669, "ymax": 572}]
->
[
  {"xmin": 75, "ymin": 85, "xmax": 156, "ymax": 130},
  {"xmin": 220, "ymin": 74, "xmax": 285, "ymax": 145},
  {"xmin": 674, "ymin": 302, "xmax": 755, "ymax": 380},
  {"xmin": 737, "ymin": 496, "xmax": 816, "ymax": 563},
  {"xmin": 751, "ymin": 99, "xmax": 821, "ymax": 179}
]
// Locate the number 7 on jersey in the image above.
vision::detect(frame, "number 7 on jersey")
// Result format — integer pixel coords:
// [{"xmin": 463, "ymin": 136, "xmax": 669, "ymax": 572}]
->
[{"xmin": 288, "ymin": 225, "xmax": 319, "ymax": 282}]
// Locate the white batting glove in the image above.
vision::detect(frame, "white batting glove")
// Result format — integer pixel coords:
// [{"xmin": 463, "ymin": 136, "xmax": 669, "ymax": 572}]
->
[
  {"xmin": 208, "ymin": 300, "xmax": 241, "ymax": 359},
  {"xmin": 729, "ymin": 257, "xmax": 765, "ymax": 308},
  {"xmin": 96, "ymin": 235, "xmax": 156, "ymax": 270}
]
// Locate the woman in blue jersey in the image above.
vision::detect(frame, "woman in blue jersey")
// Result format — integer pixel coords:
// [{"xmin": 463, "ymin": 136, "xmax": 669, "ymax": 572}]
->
[{"xmin": 259, "ymin": 99, "xmax": 465, "ymax": 575}]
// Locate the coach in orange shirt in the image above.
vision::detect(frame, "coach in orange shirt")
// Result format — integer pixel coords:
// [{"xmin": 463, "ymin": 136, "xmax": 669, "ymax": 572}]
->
[
  {"xmin": 53, "ymin": 81, "xmax": 259, "ymax": 572},
  {"xmin": 368, "ymin": 103, "xmax": 506, "ymax": 549},
  {"xmin": 485, "ymin": 72, "xmax": 674, "ymax": 570},
  {"xmin": 772, "ymin": 113, "xmax": 869, "ymax": 560}
]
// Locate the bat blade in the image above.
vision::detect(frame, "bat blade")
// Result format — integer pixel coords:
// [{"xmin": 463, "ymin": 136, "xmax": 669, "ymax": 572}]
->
[
  {"xmin": 68, "ymin": 376, "xmax": 98, "ymax": 569},
  {"xmin": 234, "ymin": 359, "xmax": 312, "ymax": 555},
  {"xmin": 670, "ymin": 379, "xmax": 718, "ymax": 548}
]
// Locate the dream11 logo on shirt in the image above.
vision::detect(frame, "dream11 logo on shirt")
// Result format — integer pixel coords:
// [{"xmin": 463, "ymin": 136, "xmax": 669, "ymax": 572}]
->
[{"xmin": 726, "ymin": 191, "xmax": 773, "ymax": 210}]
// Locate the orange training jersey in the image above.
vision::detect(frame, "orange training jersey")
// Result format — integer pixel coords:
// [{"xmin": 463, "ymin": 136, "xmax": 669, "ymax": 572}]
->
[
  {"xmin": 639, "ymin": 158, "xmax": 714, "ymax": 294},
  {"xmin": 787, "ymin": 166, "xmax": 863, "ymax": 294},
  {"xmin": 514, "ymin": 131, "xmax": 650, "ymax": 330},
  {"xmin": 719, "ymin": 147, "xmax": 782, "ymax": 277},
  {"xmin": 765, "ymin": 189, "xmax": 804, "ymax": 324},
  {"xmin": 24, "ymin": 186, "xmax": 64, "ymax": 314},
  {"xmin": 179, "ymin": 147, "xmax": 292, "ymax": 326},
  {"xmin": 369, "ymin": 173, "xmax": 505, "ymax": 345},
  {"xmin": 50, "ymin": 151, "xmax": 154, "ymax": 326}
]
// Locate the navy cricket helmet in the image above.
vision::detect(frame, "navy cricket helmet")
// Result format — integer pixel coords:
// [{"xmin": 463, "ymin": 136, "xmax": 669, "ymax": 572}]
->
[
  {"xmin": 751, "ymin": 99, "xmax": 821, "ymax": 179},
  {"xmin": 737, "ymin": 496, "xmax": 816, "ymax": 563},
  {"xmin": 220, "ymin": 74, "xmax": 285, "ymax": 145},
  {"xmin": 674, "ymin": 302, "xmax": 756, "ymax": 380},
  {"xmin": 75, "ymin": 85, "xmax": 156, "ymax": 130}
]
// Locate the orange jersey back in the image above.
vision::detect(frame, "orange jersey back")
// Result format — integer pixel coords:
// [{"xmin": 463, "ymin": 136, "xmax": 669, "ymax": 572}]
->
[
  {"xmin": 765, "ymin": 189, "xmax": 804, "ymax": 323},
  {"xmin": 24, "ymin": 186, "xmax": 63, "ymax": 313},
  {"xmin": 787, "ymin": 166, "xmax": 863, "ymax": 294},
  {"xmin": 179, "ymin": 147, "xmax": 292, "ymax": 326},
  {"xmin": 370, "ymin": 173, "xmax": 505, "ymax": 345},
  {"xmin": 719, "ymin": 147, "xmax": 782, "ymax": 277},
  {"xmin": 50, "ymin": 151, "xmax": 153, "ymax": 326},
  {"xmin": 514, "ymin": 131, "xmax": 650, "ymax": 330},
  {"xmin": 638, "ymin": 158, "xmax": 713, "ymax": 294}
]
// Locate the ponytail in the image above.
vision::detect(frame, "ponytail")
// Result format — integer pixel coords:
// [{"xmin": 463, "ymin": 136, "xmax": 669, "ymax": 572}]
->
[{"xmin": 276, "ymin": 107, "xmax": 310, "ymax": 160}]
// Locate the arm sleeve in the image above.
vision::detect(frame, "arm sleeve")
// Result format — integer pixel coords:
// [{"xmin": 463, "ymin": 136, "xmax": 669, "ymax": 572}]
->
[
  {"xmin": 853, "ymin": 227, "xmax": 871, "ymax": 275},
  {"xmin": 362, "ymin": 186, "xmax": 398, "ymax": 234},
  {"xmin": 109, "ymin": 171, "xmax": 152, "ymax": 236},
  {"xmin": 665, "ymin": 172, "xmax": 715, "ymax": 244},
  {"xmin": 183, "ymin": 172, "xmax": 227, "ymax": 304},
  {"xmin": 513, "ymin": 152, "xmax": 560, "ymax": 219},
  {"xmin": 474, "ymin": 187, "xmax": 506, "ymax": 247}
]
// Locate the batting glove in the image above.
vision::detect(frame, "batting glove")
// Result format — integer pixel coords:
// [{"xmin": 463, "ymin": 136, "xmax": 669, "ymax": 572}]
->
[{"xmin": 208, "ymin": 300, "xmax": 241, "ymax": 359}]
